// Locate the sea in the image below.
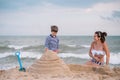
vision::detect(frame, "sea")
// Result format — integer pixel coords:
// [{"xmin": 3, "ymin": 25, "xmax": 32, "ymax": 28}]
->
[{"xmin": 0, "ymin": 36, "xmax": 120, "ymax": 70}]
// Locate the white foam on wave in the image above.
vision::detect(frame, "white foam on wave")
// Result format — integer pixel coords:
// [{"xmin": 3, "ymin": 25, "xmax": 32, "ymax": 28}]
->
[
  {"xmin": 0, "ymin": 52, "xmax": 14, "ymax": 58},
  {"xmin": 58, "ymin": 53, "xmax": 90, "ymax": 59},
  {"xmin": 8, "ymin": 45, "xmax": 29, "ymax": 49},
  {"xmin": 67, "ymin": 44, "xmax": 77, "ymax": 48},
  {"xmin": 20, "ymin": 52, "xmax": 42, "ymax": 59},
  {"xmin": 0, "ymin": 52, "xmax": 42, "ymax": 59},
  {"xmin": 0, "ymin": 52, "xmax": 120, "ymax": 64},
  {"xmin": 81, "ymin": 45, "xmax": 90, "ymax": 48},
  {"xmin": 105, "ymin": 52, "xmax": 120, "ymax": 65},
  {"xmin": 59, "ymin": 52, "xmax": 120, "ymax": 65}
]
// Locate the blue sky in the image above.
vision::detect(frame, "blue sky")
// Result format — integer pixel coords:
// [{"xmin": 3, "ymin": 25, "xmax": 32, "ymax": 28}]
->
[{"xmin": 0, "ymin": 0, "xmax": 120, "ymax": 35}]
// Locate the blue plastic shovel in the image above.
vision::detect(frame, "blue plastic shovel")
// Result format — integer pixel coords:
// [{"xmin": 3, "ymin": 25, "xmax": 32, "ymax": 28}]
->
[{"xmin": 15, "ymin": 51, "xmax": 26, "ymax": 72}]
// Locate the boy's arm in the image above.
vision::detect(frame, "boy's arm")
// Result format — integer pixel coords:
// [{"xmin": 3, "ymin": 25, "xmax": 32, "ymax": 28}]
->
[
  {"xmin": 45, "ymin": 37, "xmax": 50, "ymax": 52},
  {"xmin": 56, "ymin": 39, "xmax": 59, "ymax": 53}
]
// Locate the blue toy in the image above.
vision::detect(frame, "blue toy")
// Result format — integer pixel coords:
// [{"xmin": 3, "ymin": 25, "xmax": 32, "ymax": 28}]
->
[{"xmin": 15, "ymin": 51, "xmax": 26, "ymax": 72}]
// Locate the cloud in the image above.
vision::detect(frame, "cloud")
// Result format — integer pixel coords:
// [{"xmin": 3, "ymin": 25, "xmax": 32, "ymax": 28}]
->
[
  {"xmin": 100, "ymin": 10, "xmax": 120, "ymax": 22},
  {"xmin": 112, "ymin": 11, "xmax": 120, "ymax": 18},
  {"xmin": 89, "ymin": 1, "xmax": 120, "ymax": 22},
  {"xmin": 100, "ymin": 16, "xmax": 113, "ymax": 21}
]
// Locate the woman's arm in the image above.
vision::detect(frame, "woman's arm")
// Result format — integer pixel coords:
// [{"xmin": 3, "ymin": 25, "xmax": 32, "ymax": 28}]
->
[
  {"xmin": 89, "ymin": 42, "xmax": 94, "ymax": 58},
  {"xmin": 103, "ymin": 42, "xmax": 110, "ymax": 65}
]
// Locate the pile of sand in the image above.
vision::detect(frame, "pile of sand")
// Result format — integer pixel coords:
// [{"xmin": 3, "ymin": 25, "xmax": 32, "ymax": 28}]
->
[
  {"xmin": 28, "ymin": 50, "xmax": 72, "ymax": 76},
  {"xmin": 0, "ymin": 64, "xmax": 120, "ymax": 80}
]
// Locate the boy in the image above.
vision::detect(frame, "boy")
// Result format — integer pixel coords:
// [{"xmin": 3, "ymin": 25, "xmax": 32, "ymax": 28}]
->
[{"xmin": 45, "ymin": 25, "xmax": 59, "ymax": 53}]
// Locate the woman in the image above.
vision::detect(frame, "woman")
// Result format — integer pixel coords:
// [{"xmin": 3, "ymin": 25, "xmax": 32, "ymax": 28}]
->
[{"xmin": 86, "ymin": 31, "xmax": 110, "ymax": 66}]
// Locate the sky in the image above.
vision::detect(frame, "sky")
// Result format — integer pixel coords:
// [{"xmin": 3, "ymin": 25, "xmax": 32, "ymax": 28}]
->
[{"xmin": 0, "ymin": 0, "xmax": 120, "ymax": 36}]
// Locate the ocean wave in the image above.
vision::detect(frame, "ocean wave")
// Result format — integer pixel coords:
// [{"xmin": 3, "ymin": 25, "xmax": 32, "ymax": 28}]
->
[
  {"xmin": 0, "ymin": 45, "xmax": 44, "ymax": 52},
  {"xmin": 0, "ymin": 46, "xmax": 14, "ymax": 51},
  {"xmin": 0, "ymin": 52, "xmax": 42, "ymax": 59},
  {"xmin": 107, "ymin": 52, "xmax": 120, "ymax": 65},
  {"xmin": 64, "ymin": 44, "xmax": 90, "ymax": 49},
  {"xmin": 22, "ymin": 45, "xmax": 44, "ymax": 51},
  {"xmin": 65, "ymin": 44, "xmax": 90, "ymax": 48},
  {"xmin": 8, "ymin": 45, "xmax": 30, "ymax": 49},
  {"xmin": 58, "ymin": 53, "xmax": 90, "ymax": 59},
  {"xmin": 81, "ymin": 45, "xmax": 90, "ymax": 48},
  {"xmin": 20, "ymin": 52, "xmax": 41, "ymax": 59},
  {"xmin": 59, "ymin": 52, "xmax": 120, "ymax": 65},
  {"xmin": 0, "ymin": 52, "xmax": 14, "ymax": 58},
  {"xmin": 0, "ymin": 44, "xmax": 90, "ymax": 53},
  {"xmin": 67, "ymin": 45, "xmax": 77, "ymax": 48},
  {"xmin": 0, "ymin": 52, "xmax": 120, "ymax": 65}
]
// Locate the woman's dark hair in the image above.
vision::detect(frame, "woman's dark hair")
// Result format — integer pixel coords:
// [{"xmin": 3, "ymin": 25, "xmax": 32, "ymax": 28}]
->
[
  {"xmin": 51, "ymin": 25, "xmax": 58, "ymax": 32},
  {"xmin": 95, "ymin": 31, "xmax": 107, "ymax": 43}
]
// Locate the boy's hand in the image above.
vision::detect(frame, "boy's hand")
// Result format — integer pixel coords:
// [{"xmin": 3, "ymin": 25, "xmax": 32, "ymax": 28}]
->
[
  {"xmin": 53, "ymin": 49, "xmax": 59, "ymax": 53},
  {"xmin": 45, "ymin": 48, "xmax": 48, "ymax": 52},
  {"xmin": 56, "ymin": 49, "xmax": 59, "ymax": 53}
]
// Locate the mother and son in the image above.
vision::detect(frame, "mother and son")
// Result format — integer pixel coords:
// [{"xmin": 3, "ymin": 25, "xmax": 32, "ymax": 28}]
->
[{"xmin": 44, "ymin": 25, "xmax": 110, "ymax": 66}]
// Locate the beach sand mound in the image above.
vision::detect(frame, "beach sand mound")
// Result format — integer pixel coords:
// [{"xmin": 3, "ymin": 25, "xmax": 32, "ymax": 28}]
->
[
  {"xmin": 0, "ymin": 67, "xmax": 34, "ymax": 80},
  {"xmin": 68, "ymin": 64, "xmax": 120, "ymax": 80},
  {"xmin": 0, "ymin": 64, "xmax": 120, "ymax": 80},
  {"xmin": 28, "ymin": 50, "xmax": 72, "ymax": 76}
]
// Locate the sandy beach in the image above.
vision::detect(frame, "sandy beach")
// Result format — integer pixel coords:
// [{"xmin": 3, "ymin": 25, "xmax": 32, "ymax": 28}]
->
[
  {"xmin": 0, "ymin": 64, "xmax": 120, "ymax": 80},
  {"xmin": 0, "ymin": 51, "xmax": 120, "ymax": 80}
]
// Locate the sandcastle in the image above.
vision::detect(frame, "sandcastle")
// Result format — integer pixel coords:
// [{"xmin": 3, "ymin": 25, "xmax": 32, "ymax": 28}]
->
[{"xmin": 28, "ymin": 50, "xmax": 72, "ymax": 76}]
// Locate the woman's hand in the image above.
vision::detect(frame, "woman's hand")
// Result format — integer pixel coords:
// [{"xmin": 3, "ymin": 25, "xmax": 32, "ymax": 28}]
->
[{"xmin": 94, "ymin": 56, "xmax": 100, "ymax": 61}]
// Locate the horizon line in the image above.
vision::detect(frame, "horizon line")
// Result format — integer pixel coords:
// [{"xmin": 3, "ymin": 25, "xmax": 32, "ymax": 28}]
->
[{"xmin": 0, "ymin": 34, "xmax": 120, "ymax": 36}]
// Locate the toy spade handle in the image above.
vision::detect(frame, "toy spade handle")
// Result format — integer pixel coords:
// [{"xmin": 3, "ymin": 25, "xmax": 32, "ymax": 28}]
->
[
  {"xmin": 15, "ymin": 52, "xmax": 23, "ymax": 69},
  {"xmin": 15, "ymin": 51, "xmax": 26, "ymax": 72},
  {"xmin": 18, "ymin": 55, "xmax": 22, "ymax": 69}
]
